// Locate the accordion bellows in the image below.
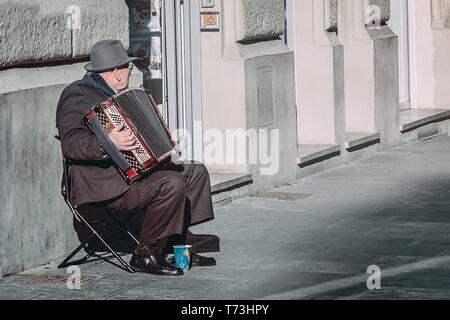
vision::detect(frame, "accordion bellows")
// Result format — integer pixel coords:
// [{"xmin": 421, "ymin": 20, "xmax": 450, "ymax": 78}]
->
[{"xmin": 85, "ymin": 88, "xmax": 176, "ymax": 183}]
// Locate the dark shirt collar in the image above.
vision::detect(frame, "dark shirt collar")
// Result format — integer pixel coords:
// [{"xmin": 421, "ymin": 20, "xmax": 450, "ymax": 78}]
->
[{"xmin": 85, "ymin": 72, "xmax": 116, "ymax": 97}]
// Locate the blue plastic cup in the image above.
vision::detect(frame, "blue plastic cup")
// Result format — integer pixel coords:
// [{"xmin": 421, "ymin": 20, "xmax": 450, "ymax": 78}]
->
[{"xmin": 173, "ymin": 245, "xmax": 192, "ymax": 272}]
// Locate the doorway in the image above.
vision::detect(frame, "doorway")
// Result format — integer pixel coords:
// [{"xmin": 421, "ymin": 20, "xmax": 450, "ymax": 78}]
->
[{"xmin": 127, "ymin": 0, "xmax": 204, "ymax": 161}]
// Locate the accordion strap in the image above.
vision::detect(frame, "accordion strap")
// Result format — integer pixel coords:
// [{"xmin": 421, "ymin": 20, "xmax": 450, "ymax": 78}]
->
[{"xmin": 88, "ymin": 114, "xmax": 132, "ymax": 172}]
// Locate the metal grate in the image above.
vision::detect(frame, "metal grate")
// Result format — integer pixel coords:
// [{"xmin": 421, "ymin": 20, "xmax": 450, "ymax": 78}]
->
[{"xmin": 9, "ymin": 274, "xmax": 93, "ymax": 285}]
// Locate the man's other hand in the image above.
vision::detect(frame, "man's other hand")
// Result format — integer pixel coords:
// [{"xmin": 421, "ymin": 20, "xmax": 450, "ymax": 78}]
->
[
  {"xmin": 108, "ymin": 123, "xmax": 139, "ymax": 152},
  {"xmin": 170, "ymin": 145, "xmax": 184, "ymax": 165}
]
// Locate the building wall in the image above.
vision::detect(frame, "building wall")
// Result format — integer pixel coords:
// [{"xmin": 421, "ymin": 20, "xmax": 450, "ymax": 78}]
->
[
  {"xmin": 337, "ymin": 0, "xmax": 400, "ymax": 147},
  {"xmin": 0, "ymin": 70, "xmax": 79, "ymax": 277},
  {"xmin": 239, "ymin": 0, "xmax": 285, "ymax": 41},
  {"xmin": 370, "ymin": 0, "xmax": 391, "ymax": 22},
  {"xmin": 0, "ymin": 0, "xmax": 129, "ymax": 67},
  {"xmin": 0, "ymin": 0, "xmax": 134, "ymax": 277},
  {"xmin": 340, "ymin": 0, "xmax": 377, "ymax": 134},
  {"xmin": 201, "ymin": 0, "xmax": 297, "ymax": 186},
  {"xmin": 433, "ymin": 28, "xmax": 450, "ymax": 108},
  {"xmin": 413, "ymin": 0, "xmax": 438, "ymax": 109},
  {"xmin": 329, "ymin": 0, "xmax": 339, "ymax": 31},
  {"xmin": 431, "ymin": 0, "xmax": 450, "ymax": 108},
  {"xmin": 0, "ymin": 64, "xmax": 142, "ymax": 278},
  {"xmin": 201, "ymin": 0, "xmax": 247, "ymax": 174},
  {"xmin": 294, "ymin": 0, "xmax": 344, "ymax": 146},
  {"xmin": 411, "ymin": 0, "xmax": 450, "ymax": 109},
  {"xmin": 241, "ymin": 42, "xmax": 298, "ymax": 190},
  {"xmin": 389, "ymin": 0, "xmax": 410, "ymax": 108}
]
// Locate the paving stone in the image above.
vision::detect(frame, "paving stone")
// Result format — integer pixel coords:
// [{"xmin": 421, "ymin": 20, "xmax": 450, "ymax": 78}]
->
[
  {"xmin": 354, "ymin": 287, "xmax": 450, "ymax": 300},
  {"xmin": 3, "ymin": 136, "xmax": 450, "ymax": 299}
]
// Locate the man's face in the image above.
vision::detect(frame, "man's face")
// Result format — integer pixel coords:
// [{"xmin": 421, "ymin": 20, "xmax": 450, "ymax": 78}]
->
[
  {"xmin": 114, "ymin": 63, "xmax": 133, "ymax": 90},
  {"xmin": 99, "ymin": 63, "xmax": 134, "ymax": 92}
]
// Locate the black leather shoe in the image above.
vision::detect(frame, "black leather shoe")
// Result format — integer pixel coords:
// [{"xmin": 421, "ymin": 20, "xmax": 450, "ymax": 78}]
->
[
  {"xmin": 131, "ymin": 241, "xmax": 184, "ymax": 276},
  {"xmin": 192, "ymin": 252, "xmax": 216, "ymax": 266},
  {"xmin": 164, "ymin": 252, "xmax": 217, "ymax": 267}
]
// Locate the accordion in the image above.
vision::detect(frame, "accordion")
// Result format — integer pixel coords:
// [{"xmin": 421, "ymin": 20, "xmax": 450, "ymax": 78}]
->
[{"xmin": 85, "ymin": 88, "xmax": 176, "ymax": 184}]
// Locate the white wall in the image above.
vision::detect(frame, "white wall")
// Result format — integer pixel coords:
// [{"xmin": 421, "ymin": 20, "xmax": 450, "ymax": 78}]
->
[
  {"xmin": 0, "ymin": 0, "xmax": 129, "ymax": 66},
  {"xmin": 340, "ymin": 0, "xmax": 377, "ymax": 133},
  {"xmin": 411, "ymin": 0, "xmax": 450, "ymax": 109},
  {"xmin": 389, "ymin": 0, "xmax": 410, "ymax": 109},
  {"xmin": 293, "ymin": 0, "xmax": 340, "ymax": 145},
  {"xmin": 200, "ymin": 0, "xmax": 247, "ymax": 174}
]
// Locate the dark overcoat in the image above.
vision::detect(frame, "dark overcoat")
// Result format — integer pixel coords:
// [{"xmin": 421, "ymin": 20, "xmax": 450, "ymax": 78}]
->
[{"xmin": 56, "ymin": 73, "xmax": 132, "ymax": 206}]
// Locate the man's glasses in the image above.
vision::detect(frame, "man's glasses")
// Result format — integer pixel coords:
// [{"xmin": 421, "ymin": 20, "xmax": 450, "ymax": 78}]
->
[{"xmin": 117, "ymin": 63, "xmax": 134, "ymax": 71}]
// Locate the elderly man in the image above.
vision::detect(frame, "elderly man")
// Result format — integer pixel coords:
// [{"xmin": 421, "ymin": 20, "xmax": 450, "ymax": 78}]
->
[{"xmin": 56, "ymin": 40, "xmax": 217, "ymax": 276}]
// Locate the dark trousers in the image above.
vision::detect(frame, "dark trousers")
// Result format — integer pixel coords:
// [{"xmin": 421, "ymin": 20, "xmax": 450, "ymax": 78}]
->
[{"xmin": 74, "ymin": 162, "xmax": 215, "ymax": 253}]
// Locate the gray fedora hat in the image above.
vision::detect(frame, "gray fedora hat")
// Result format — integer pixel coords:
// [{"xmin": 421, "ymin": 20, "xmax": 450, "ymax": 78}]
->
[{"xmin": 84, "ymin": 40, "xmax": 138, "ymax": 73}]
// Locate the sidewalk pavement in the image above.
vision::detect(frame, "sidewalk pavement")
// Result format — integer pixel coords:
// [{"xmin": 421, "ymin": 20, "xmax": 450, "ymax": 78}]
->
[{"xmin": 2, "ymin": 135, "xmax": 450, "ymax": 300}]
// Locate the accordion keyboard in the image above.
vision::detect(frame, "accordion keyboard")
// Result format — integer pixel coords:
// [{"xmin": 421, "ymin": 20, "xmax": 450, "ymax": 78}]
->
[
  {"xmin": 97, "ymin": 104, "xmax": 152, "ymax": 169},
  {"xmin": 88, "ymin": 88, "xmax": 175, "ymax": 182}
]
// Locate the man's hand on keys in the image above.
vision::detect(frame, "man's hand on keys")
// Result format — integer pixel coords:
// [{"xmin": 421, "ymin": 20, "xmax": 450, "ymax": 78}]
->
[{"xmin": 108, "ymin": 123, "xmax": 139, "ymax": 152}]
